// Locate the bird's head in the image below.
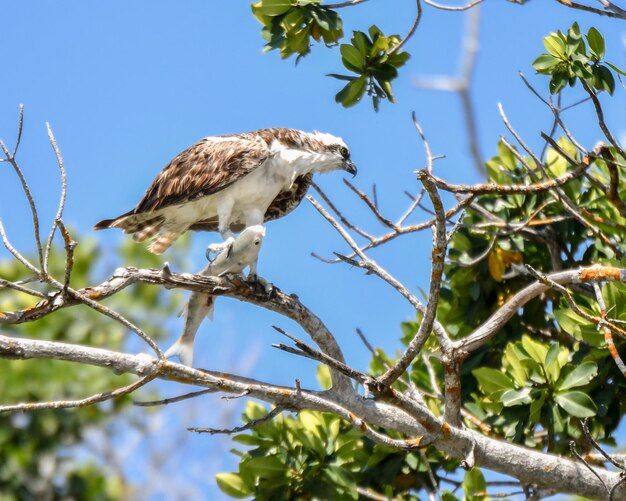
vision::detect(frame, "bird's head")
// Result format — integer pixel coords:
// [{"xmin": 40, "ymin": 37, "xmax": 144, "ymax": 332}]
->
[{"xmin": 309, "ymin": 132, "xmax": 357, "ymax": 177}]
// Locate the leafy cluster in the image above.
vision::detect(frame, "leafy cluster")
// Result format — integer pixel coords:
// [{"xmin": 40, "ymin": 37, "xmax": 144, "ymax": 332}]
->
[
  {"xmin": 251, "ymin": 0, "xmax": 343, "ymax": 59},
  {"xmin": 216, "ymin": 24, "xmax": 626, "ymax": 499},
  {"xmin": 217, "ymin": 377, "xmax": 488, "ymax": 501},
  {"xmin": 532, "ymin": 23, "xmax": 626, "ymax": 94},
  {"xmin": 250, "ymin": 2, "xmax": 409, "ymax": 110},
  {"xmin": 472, "ymin": 337, "xmax": 598, "ymax": 445},
  {"xmin": 330, "ymin": 26, "xmax": 410, "ymax": 110},
  {"xmin": 440, "ymin": 137, "xmax": 626, "ymax": 452}
]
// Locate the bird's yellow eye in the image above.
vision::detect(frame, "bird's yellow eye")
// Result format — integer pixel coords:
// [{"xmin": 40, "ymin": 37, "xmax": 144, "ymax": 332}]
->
[{"xmin": 340, "ymin": 146, "xmax": 349, "ymax": 158}]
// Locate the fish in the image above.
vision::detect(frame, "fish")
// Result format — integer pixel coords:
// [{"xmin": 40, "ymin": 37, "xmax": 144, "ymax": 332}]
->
[{"xmin": 164, "ymin": 225, "xmax": 266, "ymax": 366}]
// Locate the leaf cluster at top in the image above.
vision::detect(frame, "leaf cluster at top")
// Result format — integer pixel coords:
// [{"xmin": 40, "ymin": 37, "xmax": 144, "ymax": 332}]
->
[{"xmin": 532, "ymin": 23, "xmax": 626, "ymax": 95}]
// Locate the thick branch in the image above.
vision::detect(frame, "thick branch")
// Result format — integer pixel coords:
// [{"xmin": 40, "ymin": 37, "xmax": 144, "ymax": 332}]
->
[
  {"xmin": 457, "ymin": 265, "xmax": 626, "ymax": 353},
  {"xmin": 0, "ymin": 266, "xmax": 353, "ymax": 394},
  {"xmin": 0, "ymin": 332, "xmax": 623, "ymax": 499}
]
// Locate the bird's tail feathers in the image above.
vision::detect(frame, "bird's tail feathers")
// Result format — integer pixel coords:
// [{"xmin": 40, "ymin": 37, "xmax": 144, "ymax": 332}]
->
[{"xmin": 148, "ymin": 229, "xmax": 183, "ymax": 254}]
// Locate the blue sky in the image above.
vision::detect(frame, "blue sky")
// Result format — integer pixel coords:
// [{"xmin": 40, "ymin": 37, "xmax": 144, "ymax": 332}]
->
[{"xmin": 0, "ymin": 1, "xmax": 624, "ymax": 498}]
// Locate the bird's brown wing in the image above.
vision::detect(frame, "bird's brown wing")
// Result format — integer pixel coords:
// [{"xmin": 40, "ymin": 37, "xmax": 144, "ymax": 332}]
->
[{"xmin": 134, "ymin": 135, "xmax": 272, "ymax": 214}]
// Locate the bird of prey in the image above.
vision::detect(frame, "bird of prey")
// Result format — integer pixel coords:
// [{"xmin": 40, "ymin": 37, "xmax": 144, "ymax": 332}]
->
[{"xmin": 94, "ymin": 127, "xmax": 357, "ymax": 272}]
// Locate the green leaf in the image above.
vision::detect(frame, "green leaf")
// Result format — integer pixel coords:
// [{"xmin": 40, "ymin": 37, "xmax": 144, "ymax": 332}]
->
[
  {"xmin": 549, "ymin": 71, "xmax": 568, "ymax": 94},
  {"xmin": 463, "ymin": 468, "xmax": 487, "ymax": 499},
  {"xmin": 550, "ymin": 402, "xmax": 565, "ymax": 433},
  {"xmin": 255, "ymin": 0, "xmax": 293, "ymax": 16},
  {"xmin": 472, "ymin": 367, "xmax": 516, "ymax": 393},
  {"xmin": 521, "ymin": 335, "xmax": 548, "ymax": 364},
  {"xmin": 379, "ymin": 79, "xmax": 394, "ymax": 102},
  {"xmin": 371, "ymin": 63, "xmax": 398, "ymax": 81},
  {"xmin": 351, "ymin": 31, "xmax": 371, "ymax": 56},
  {"xmin": 504, "ymin": 343, "xmax": 528, "ymax": 386},
  {"xmin": 215, "ymin": 473, "xmax": 252, "ymax": 499},
  {"xmin": 387, "ymin": 50, "xmax": 410, "ymax": 67},
  {"xmin": 335, "ymin": 76, "xmax": 366, "ymax": 107},
  {"xmin": 545, "ymin": 343, "xmax": 559, "ymax": 368},
  {"xmin": 340, "ymin": 43, "xmax": 364, "ymax": 72},
  {"xmin": 557, "ymin": 362, "xmax": 598, "ymax": 391},
  {"xmin": 586, "ymin": 27, "xmax": 605, "ymax": 59},
  {"xmin": 245, "ymin": 401, "xmax": 268, "ymax": 421},
  {"xmin": 243, "ymin": 456, "xmax": 286, "ymax": 479},
  {"xmin": 544, "ymin": 343, "xmax": 561, "ymax": 383},
  {"xmin": 500, "ymin": 387, "xmax": 532, "ymax": 407},
  {"xmin": 533, "ymin": 54, "xmax": 560, "ymax": 73},
  {"xmin": 544, "ymin": 34, "xmax": 566, "ymax": 58},
  {"xmin": 310, "ymin": 8, "xmax": 331, "ymax": 31},
  {"xmin": 327, "ymin": 73, "xmax": 354, "ymax": 81},
  {"xmin": 606, "ymin": 62, "xmax": 626, "ymax": 77},
  {"xmin": 317, "ymin": 364, "xmax": 332, "ymax": 390},
  {"xmin": 597, "ymin": 65, "xmax": 616, "ymax": 95},
  {"xmin": 555, "ymin": 391, "xmax": 597, "ymax": 418},
  {"xmin": 529, "ymin": 391, "xmax": 547, "ymax": 424}
]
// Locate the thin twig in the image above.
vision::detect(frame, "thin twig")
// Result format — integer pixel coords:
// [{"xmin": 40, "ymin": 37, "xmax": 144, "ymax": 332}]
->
[
  {"xmin": 376, "ymin": 170, "xmax": 449, "ymax": 389},
  {"xmin": 389, "ymin": 0, "xmax": 423, "ymax": 56},
  {"xmin": 311, "ymin": 182, "xmax": 375, "ymax": 242},
  {"xmin": 423, "ymin": 0, "xmax": 483, "ymax": 10},
  {"xmin": 134, "ymin": 388, "xmax": 217, "ymax": 407},
  {"xmin": 43, "ymin": 122, "xmax": 68, "ymax": 276},
  {"xmin": 189, "ymin": 406, "xmax": 285, "ymax": 434},
  {"xmin": 343, "ymin": 179, "xmax": 396, "ymax": 229},
  {"xmin": 0, "ymin": 374, "xmax": 156, "ymax": 414},
  {"xmin": 556, "ymin": 0, "xmax": 626, "ymax": 19},
  {"xmin": 570, "ymin": 441, "xmax": 610, "ymax": 495},
  {"xmin": 0, "ymin": 278, "xmax": 47, "ymax": 298},
  {"xmin": 272, "ymin": 325, "xmax": 371, "ymax": 386},
  {"xmin": 324, "ymin": 0, "xmax": 368, "ymax": 7}
]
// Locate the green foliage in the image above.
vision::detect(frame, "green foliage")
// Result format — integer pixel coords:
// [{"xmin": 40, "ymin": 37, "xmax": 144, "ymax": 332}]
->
[
  {"xmin": 220, "ymin": 23, "xmax": 626, "ymax": 498},
  {"xmin": 444, "ymin": 135, "xmax": 626, "ymax": 452},
  {"xmin": 472, "ymin": 336, "xmax": 598, "ymax": 444},
  {"xmin": 218, "ymin": 129, "xmax": 626, "ymax": 497},
  {"xmin": 218, "ymin": 399, "xmax": 465, "ymax": 500},
  {"xmin": 330, "ymin": 26, "xmax": 410, "ymax": 110},
  {"xmin": 250, "ymin": 2, "xmax": 409, "ymax": 110},
  {"xmin": 0, "ymin": 233, "xmax": 184, "ymax": 500},
  {"xmin": 251, "ymin": 0, "xmax": 343, "ymax": 59},
  {"xmin": 462, "ymin": 468, "xmax": 487, "ymax": 501},
  {"xmin": 532, "ymin": 23, "xmax": 626, "ymax": 94}
]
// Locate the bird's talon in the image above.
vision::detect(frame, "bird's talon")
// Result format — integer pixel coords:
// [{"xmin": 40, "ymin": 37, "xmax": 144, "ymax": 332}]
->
[{"xmin": 205, "ymin": 238, "xmax": 235, "ymax": 261}]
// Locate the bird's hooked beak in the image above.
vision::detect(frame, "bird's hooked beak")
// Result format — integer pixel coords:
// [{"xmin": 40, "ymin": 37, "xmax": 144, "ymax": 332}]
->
[{"xmin": 342, "ymin": 159, "xmax": 357, "ymax": 177}]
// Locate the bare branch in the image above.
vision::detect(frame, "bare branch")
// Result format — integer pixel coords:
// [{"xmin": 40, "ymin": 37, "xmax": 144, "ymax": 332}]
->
[
  {"xmin": 272, "ymin": 325, "xmax": 371, "ymax": 387},
  {"xmin": 430, "ymin": 147, "xmax": 594, "ymax": 194},
  {"xmin": 376, "ymin": 170, "xmax": 449, "ymax": 389},
  {"xmin": 134, "ymin": 388, "xmax": 217, "ymax": 407},
  {"xmin": 343, "ymin": 179, "xmax": 397, "ymax": 229},
  {"xmin": 43, "ymin": 122, "xmax": 68, "ymax": 276},
  {"xmin": 0, "ymin": 374, "xmax": 155, "ymax": 414},
  {"xmin": 458, "ymin": 265, "xmax": 626, "ymax": 353},
  {"xmin": 423, "ymin": 0, "xmax": 483, "ymax": 11},
  {"xmin": 311, "ymin": 181, "xmax": 375, "ymax": 242},
  {"xmin": 189, "ymin": 406, "xmax": 286, "ymax": 435},
  {"xmin": 389, "ymin": 0, "xmax": 423, "ymax": 56},
  {"xmin": 323, "ymin": 0, "xmax": 368, "ymax": 7},
  {"xmin": 0, "ymin": 330, "xmax": 622, "ymax": 498},
  {"xmin": 555, "ymin": 0, "xmax": 626, "ymax": 18}
]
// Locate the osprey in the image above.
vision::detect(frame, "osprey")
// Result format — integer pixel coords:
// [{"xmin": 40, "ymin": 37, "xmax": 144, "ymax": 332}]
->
[{"xmin": 94, "ymin": 127, "xmax": 357, "ymax": 268}]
